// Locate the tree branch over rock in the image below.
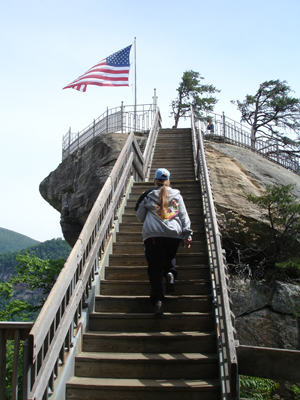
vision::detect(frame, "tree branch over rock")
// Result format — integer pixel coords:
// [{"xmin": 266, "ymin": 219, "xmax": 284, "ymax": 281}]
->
[
  {"xmin": 170, "ymin": 70, "xmax": 220, "ymax": 128},
  {"xmin": 231, "ymin": 79, "xmax": 300, "ymax": 153}
]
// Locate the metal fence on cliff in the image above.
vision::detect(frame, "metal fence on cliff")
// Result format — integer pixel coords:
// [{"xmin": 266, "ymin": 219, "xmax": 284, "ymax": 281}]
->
[
  {"xmin": 199, "ymin": 112, "xmax": 300, "ymax": 174},
  {"xmin": 62, "ymin": 98, "xmax": 157, "ymax": 160}
]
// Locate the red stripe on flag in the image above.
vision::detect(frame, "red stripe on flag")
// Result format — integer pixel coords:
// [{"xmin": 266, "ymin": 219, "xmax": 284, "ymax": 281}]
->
[{"xmin": 73, "ymin": 74, "xmax": 129, "ymax": 82}]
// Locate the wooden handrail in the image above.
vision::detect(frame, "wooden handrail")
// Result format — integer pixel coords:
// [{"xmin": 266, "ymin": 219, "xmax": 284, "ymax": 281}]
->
[
  {"xmin": 238, "ymin": 345, "xmax": 300, "ymax": 382},
  {"xmin": 142, "ymin": 107, "xmax": 161, "ymax": 176},
  {"xmin": 0, "ymin": 322, "xmax": 33, "ymax": 400},
  {"xmin": 191, "ymin": 108, "xmax": 238, "ymax": 399},
  {"xmin": 26, "ymin": 108, "xmax": 161, "ymax": 400}
]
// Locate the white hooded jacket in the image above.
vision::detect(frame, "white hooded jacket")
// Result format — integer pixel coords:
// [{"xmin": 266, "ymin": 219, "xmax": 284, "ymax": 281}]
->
[{"xmin": 135, "ymin": 186, "xmax": 193, "ymax": 242}]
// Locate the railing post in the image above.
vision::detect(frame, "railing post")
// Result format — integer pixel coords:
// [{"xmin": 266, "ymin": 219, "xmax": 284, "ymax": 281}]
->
[
  {"xmin": 222, "ymin": 112, "xmax": 226, "ymax": 142},
  {"xmin": 23, "ymin": 339, "xmax": 30, "ymax": 400},
  {"xmin": 68, "ymin": 127, "xmax": 71, "ymax": 156},
  {"xmin": 0, "ymin": 329, "xmax": 5, "ymax": 400},
  {"xmin": 106, "ymin": 107, "xmax": 109, "ymax": 133},
  {"xmin": 12, "ymin": 329, "xmax": 20, "ymax": 400},
  {"xmin": 251, "ymin": 127, "xmax": 256, "ymax": 150},
  {"xmin": 93, "ymin": 119, "xmax": 95, "ymax": 137},
  {"xmin": 153, "ymin": 88, "xmax": 157, "ymax": 113},
  {"xmin": 121, "ymin": 102, "xmax": 124, "ymax": 133}
]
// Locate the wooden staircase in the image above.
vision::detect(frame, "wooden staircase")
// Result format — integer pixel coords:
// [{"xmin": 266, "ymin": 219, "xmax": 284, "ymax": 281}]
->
[{"xmin": 66, "ymin": 128, "xmax": 221, "ymax": 399}]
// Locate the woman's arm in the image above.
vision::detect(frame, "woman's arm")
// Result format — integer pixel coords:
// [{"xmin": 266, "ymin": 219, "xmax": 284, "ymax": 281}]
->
[
  {"xmin": 136, "ymin": 198, "xmax": 148, "ymax": 222},
  {"xmin": 178, "ymin": 196, "xmax": 193, "ymax": 239}
]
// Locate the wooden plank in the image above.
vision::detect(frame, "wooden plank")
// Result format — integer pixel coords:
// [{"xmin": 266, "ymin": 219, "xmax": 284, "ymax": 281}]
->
[
  {"xmin": 0, "ymin": 322, "xmax": 33, "ymax": 340},
  {"xmin": 66, "ymin": 377, "xmax": 220, "ymax": 400},
  {"xmin": 238, "ymin": 345, "xmax": 300, "ymax": 381}
]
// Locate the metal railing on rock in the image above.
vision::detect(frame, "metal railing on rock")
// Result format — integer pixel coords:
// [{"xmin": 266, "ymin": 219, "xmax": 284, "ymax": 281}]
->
[
  {"xmin": 26, "ymin": 108, "xmax": 161, "ymax": 400},
  {"xmin": 62, "ymin": 100, "xmax": 157, "ymax": 160},
  {"xmin": 200, "ymin": 112, "xmax": 300, "ymax": 173},
  {"xmin": 191, "ymin": 107, "xmax": 239, "ymax": 399}
]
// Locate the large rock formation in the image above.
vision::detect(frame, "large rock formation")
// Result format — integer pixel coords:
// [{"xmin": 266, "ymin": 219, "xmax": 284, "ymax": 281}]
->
[
  {"xmin": 204, "ymin": 142, "xmax": 300, "ymax": 350},
  {"xmin": 40, "ymin": 133, "xmax": 133, "ymax": 246},
  {"xmin": 40, "ymin": 132, "xmax": 147, "ymax": 246},
  {"xmin": 230, "ymin": 277, "xmax": 300, "ymax": 349},
  {"xmin": 204, "ymin": 141, "xmax": 300, "ymax": 221}
]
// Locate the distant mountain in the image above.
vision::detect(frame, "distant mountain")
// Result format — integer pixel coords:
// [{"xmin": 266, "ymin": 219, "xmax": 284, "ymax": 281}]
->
[
  {"xmin": 0, "ymin": 238, "xmax": 71, "ymax": 281},
  {"xmin": 0, "ymin": 227, "xmax": 40, "ymax": 253}
]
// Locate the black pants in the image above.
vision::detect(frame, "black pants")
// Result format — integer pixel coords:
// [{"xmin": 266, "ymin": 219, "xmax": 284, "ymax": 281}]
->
[{"xmin": 144, "ymin": 237, "xmax": 181, "ymax": 304}]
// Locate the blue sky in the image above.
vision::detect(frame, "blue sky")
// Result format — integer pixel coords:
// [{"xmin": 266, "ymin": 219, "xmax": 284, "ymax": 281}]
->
[{"xmin": 0, "ymin": 0, "xmax": 299, "ymax": 242}]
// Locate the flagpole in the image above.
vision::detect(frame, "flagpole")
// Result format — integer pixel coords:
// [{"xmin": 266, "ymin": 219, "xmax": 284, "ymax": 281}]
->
[{"xmin": 134, "ymin": 37, "xmax": 137, "ymax": 133}]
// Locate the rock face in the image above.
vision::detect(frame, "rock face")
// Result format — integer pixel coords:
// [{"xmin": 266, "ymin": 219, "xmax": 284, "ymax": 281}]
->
[
  {"xmin": 40, "ymin": 133, "xmax": 130, "ymax": 246},
  {"xmin": 230, "ymin": 277, "xmax": 300, "ymax": 349},
  {"xmin": 205, "ymin": 141, "xmax": 300, "ymax": 221},
  {"xmin": 204, "ymin": 142, "xmax": 300, "ymax": 350}
]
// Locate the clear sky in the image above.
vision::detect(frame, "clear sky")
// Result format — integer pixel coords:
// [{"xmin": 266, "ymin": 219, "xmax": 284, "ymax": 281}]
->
[{"xmin": 0, "ymin": 0, "xmax": 299, "ymax": 242}]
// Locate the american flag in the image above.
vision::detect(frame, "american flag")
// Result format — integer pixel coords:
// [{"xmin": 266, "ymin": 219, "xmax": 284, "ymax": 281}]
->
[{"xmin": 63, "ymin": 45, "xmax": 132, "ymax": 92}]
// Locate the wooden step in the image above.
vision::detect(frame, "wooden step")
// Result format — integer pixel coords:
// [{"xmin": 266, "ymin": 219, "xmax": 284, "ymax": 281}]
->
[
  {"xmin": 112, "ymin": 241, "xmax": 207, "ymax": 254},
  {"xmin": 74, "ymin": 351, "xmax": 219, "ymax": 379},
  {"xmin": 130, "ymin": 188, "xmax": 201, "ymax": 194},
  {"xmin": 108, "ymin": 253, "xmax": 208, "ymax": 266},
  {"xmin": 95, "ymin": 295, "xmax": 213, "ymax": 313},
  {"xmin": 130, "ymin": 187, "xmax": 201, "ymax": 196},
  {"xmin": 121, "ymin": 214, "xmax": 204, "ymax": 225},
  {"xmin": 125, "ymin": 206, "xmax": 204, "ymax": 216},
  {"xmin": 66, "ymin": 377, "xmax": 221, "ymax": 400},
  {"xmin": 150, "ymin": 162, "xmax": 193, "ymax": 167},
  {"xmin": 115, "ymin": 231, "xmax": 206, "ymax": 242},
  {"xmin": 126, "ymin": 198, "xmax": 203, "ymax": 208},
  {"xmin": 151, "ymin": 156, "xmax": 194, "ymax": 162},
  {"xmin": 130, "ymin": 191, "xmax": 202, "ymax": 198},
  {"xmin": 132, "ymin": 179, "xmax": 200, "ymax": 188},
  {"xmin": 151, "ymin": 157, "xmax": 193, "ymax": 162},
  {"xmin": 89, "ymin": 312, "xmax": 215, "ymax": 332},
  {"xmin": 152, "ymin": 157, "xmax": 193, "ymax": 160},
  {"xmin": 104, "ymin": 265, "xmax": 210, "ymax": 280},
  {"xmin": 117, "ymin": 222, "xmax": 205, "ymax": 233},
  {"xmin": 82, "ymin": 330, "xmax": 217, "ymax": 353},
  {"xmin": 100, "ymin": 279, "xmax": 211, "ymax": 296}
]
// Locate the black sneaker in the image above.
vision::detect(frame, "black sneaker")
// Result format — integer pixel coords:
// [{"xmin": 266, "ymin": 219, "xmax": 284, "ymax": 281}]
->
[
  {"xmin": 154, "ymin": 301, "xmax": 163, "ymax": 315},
  {"xmin": 166, "ymin": 272, "xmax": 175, "ymax": 293}
]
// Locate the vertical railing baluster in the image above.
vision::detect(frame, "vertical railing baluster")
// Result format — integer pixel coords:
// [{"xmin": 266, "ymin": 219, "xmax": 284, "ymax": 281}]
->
[
  {"xmin": 0, "ymin": 329, "xmax": 6, "ymax": 400},
  {"xmin": 222, "ymin": 112, "xmax": 226, "ymax": 141}
]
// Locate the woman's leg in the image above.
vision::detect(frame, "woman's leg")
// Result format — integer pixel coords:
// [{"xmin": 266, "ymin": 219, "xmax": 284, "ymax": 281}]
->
[
  {"xmin": 144, "ymin": 238, "xmax": 165, "ymax": 305},
  {"xmin": 162, "ymin": 237, "xmax": 181, "ymax": 278}
]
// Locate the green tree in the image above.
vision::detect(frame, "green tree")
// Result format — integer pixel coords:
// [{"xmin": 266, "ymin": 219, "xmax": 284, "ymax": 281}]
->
[
  {"xmin": 231, "ymin": 79, "xmax": 300, "ymax": 152},
  {"xmin": 170, "ymin": 70, "xmax": 220, "ymax": 128},
  {"xmin": 0, "ymin": 253, "xmax": 65, "ymax": 320},
  {"xmin": 0, "ymin": 238, "xmax": 70, "ymax": 279},
  {"xmin": 0, "ymin": 254, "xmax": 66, "ymax": 399},
  {"xmin": 247, "ymin": 184, "xmax": 300, "ymax": 261}
]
